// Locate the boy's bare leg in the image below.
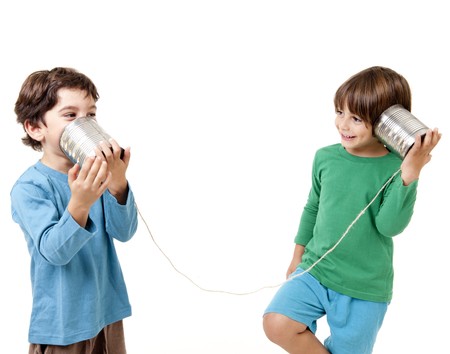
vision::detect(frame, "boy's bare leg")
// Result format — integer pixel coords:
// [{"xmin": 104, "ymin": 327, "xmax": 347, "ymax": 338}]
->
[{"xmin": 263, "ymin": 313, "xmax": 329, "ymax": 354}]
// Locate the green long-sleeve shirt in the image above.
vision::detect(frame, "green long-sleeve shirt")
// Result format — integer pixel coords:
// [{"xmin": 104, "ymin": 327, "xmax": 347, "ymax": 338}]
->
[{"xmin": 296, "ymin": 144, "xmax": 417, "ymax": 302}]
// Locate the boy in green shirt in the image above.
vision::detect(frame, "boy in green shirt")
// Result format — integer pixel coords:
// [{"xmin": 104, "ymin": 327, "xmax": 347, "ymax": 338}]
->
[{"xmin": 263, "ymin": 66, "xmax": 441, "ymax": 354}]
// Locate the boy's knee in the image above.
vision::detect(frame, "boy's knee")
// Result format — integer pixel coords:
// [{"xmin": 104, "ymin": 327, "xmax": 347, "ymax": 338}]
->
[
  {"xmin": 263, "ymin": 313, "xmax": 306, "ymax": 344},
  {"xmin": 263, "ymin": 313, "xmax": 282, "ymax": 343}
]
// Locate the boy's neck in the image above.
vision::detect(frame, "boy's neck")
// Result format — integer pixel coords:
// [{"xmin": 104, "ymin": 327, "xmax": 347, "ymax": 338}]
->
[
  {"xmin": 344, "ymin": 144, "xmax": 389, "ymax": 158},
  {"xmin": 40, "ymin": 153, "xmax": 74, "ymax": 174}
]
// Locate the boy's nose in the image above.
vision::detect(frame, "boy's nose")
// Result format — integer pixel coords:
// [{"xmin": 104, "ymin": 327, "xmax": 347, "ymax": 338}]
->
[{"xmin": 339, "ymin": 118, "xmax": 350, "ymax": 130}]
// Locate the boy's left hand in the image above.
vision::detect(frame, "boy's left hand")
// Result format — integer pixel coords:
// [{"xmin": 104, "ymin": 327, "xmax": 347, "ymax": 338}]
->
[
  {"xmin": 95, "ymin": 138, "xmax": 131, "ymax": 204},
  {"xmin": 400, "ymin": 128, "xmax": 441, "ymax": 185}
]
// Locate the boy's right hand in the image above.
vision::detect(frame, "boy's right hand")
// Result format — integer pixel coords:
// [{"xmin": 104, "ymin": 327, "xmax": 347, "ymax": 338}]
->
[
  {"xmin": 67, "ymin": 156, "xmax": 112, "ymax": 227},
  {"xmin": 286, "ymin": 244, "xmax": 305, "ymax": 279},
  {"xmin": 400, "ymin": 128, "xmax": 441, "ymax": 186},
  {"xmin": 286, "ymin": 260, "xmax": 299, "ymax": 279}
]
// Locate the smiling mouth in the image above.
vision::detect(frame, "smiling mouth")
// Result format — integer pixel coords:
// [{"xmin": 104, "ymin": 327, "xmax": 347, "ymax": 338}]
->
[{"xmin": 341, "ymin": 133, "xmax": 356, "ymax": 140}]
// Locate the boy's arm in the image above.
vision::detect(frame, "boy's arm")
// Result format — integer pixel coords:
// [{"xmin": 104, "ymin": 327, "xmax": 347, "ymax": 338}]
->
[
  {"xmin": 376, "ymin": 129, "xmax": 441, "ymax": 237},
  {"xmin": 103, "ymin": 187, "xmax": 138, "ymax": 242},
  {"xmin": 289, "ymin": 155, "xmax": 320, "ymax": 277},
  {"xmin": 11, "ymin": 182, "xmax": 97, "ymax": 266}
]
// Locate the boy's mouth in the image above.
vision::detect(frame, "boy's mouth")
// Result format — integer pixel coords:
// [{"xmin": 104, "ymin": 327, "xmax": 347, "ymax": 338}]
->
[{"xmin": 341, "ymin": 133, "xmax": 356, "ymax": 141}]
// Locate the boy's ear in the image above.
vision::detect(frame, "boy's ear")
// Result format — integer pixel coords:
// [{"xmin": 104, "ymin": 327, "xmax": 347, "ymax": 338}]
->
[{"xmin": 24, "ymin": 119, "xmax": 44, "ymax": 142}]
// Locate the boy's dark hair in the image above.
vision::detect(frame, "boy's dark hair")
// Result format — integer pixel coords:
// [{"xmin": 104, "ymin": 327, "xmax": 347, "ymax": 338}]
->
[
  {"xmin": 334, "ymin": 66, "xmax": 412, "ymax": 127},
  {"xmin": 15, "ymin": 67, "xmax": 99, "ymax": 151}
]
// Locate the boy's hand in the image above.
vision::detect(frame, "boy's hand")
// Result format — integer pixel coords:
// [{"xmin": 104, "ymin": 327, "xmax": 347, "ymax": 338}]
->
[
  {"xmin": 401, "ymin": 128, "xmax": 442, "ymax": 186},
  {"xmin": 95, "ymin": 138, "xmax": 130, "ymax": 204},
  {"xmin": 286, "ymin": 244, "xmax": 305, "ymax": 279},
  {"xmin": 67, "ymin": 156, "xmax": 111, "ymax": 226}
]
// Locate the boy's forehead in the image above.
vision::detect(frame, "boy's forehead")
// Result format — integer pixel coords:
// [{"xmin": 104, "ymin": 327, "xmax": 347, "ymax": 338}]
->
[
  {"xmin": 57, "ymin": 87, "xmax": 90, "ymax": 97},
  {"xmin": 56, "ymin": 88, "xmax": 94, "ymax": 101},
  {"xmin": 335, "ymin": 98, "xmax": 350, "ymax": 110},
  {"xmin": 55, "ymin": 88, "xmax": 96, "ymax": 109}
]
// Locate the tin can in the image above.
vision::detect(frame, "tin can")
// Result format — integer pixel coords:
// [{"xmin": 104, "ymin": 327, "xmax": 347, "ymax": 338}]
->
[
  {"xmin": 60, "ymin": 117, "xmax": 123, "ymax": 166},
  {"xmin": 374, "ymin": 104, "xmax": 429, "ymax": 159}
]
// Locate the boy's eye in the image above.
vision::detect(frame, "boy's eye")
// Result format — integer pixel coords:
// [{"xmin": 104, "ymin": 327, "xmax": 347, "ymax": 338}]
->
[
  {"xmin": 86, "ymin": 112, "xmax": 96, "ymax": 118},
  {"xmin": 353, "ymin": 116, "xmax": 363, "ymax": 124}
]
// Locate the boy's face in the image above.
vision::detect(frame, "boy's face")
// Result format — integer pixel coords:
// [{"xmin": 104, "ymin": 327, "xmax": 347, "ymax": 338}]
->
[
  {"xmin": 335, "ymin": 105, "xmax": 386, "ymax": 157},
  {"xmin": 33, "ymin": 88, "xmax": 97, "ymax": 171}
]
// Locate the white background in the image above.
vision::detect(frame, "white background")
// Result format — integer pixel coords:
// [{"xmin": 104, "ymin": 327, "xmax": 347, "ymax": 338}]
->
[{"xmin": 1, "ymin": 1, "xmax": 448, "ymax": 353}]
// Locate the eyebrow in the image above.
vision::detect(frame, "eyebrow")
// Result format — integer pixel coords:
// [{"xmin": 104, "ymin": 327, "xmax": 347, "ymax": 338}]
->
[{"xmin": 57, "ymin": 104, "xmax": 97, "ymax": 113}]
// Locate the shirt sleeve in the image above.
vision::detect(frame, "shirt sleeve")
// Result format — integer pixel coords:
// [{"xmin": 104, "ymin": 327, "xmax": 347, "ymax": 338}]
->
[
  {"xmin": 102, "ymin": 184, "xmax": 138, "ymax": 242},
  {"xmin": 11, "ymin": 181, "xmax": 96, "ymax": 265},
  {"xmin": 294, "ymin": 156, "xmax": 320, "ymax": 246},
  {"xmin": 375, "ymin": 173, "xmax": 418, "ymax": 237}
]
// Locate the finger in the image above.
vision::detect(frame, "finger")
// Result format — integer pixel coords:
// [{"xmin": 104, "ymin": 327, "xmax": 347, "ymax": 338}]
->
[
  {"xmin": 78, "ymin": 156, "xmax": 95, "ymax": 180},
  {"xmin": 93, "ymin": 166, "xmax": 110, "ymax": 189},
  {"xmin": 84, "ymin": 157, "xmax": 104, "ymax": 185},
  {"xmin": 94, "ymin": 170, "xmax": 111, "ymax": 194},
  {"xmin": 415, "ymin": 133, "xmax": 423, "ymax": 147},
  {"xmin": 94, "ymin": 142, "xmax": 110, "ymax": 161},
  {"xmin": 431, "ymin": 128, "xmax": 442, "ymax": 144},
  {"xmin": 422, "ymin": 128, "xmax": 442, "ymax": 153},
  {"xmin": 425, "ymin": 128, "xmax": 442, "ymax": 153},
  {"xmin": 120, "ymin": 146, "xmax": 131, "ymax": 165},
  {"xmin": 422, "ymin": 129, "xmax": 433, "ymax": 147},
  {"xmin": 108, "ymin": 138, "xmax": 122, "ymax": 158},
  {"xmin": 102, "ymin": 171, "xmax": 112, "ymax": 189},
  {"xmin": 97, "ymin": 158, "xmax": 110, "ymax": 182},
  {"xmin": 68, "ymin": 164, "xmax": 80, "ymax": 184},
  {"xmin": 408, "ymin": 134, "xmax": 422, "ymax": 155},
  {"xmin": 101, "ymin": 140, "xmax": 114, "ymax": 159}
]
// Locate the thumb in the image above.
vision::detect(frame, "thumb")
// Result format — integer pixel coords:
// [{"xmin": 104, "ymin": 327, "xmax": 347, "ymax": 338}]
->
[{"xmin": 68, "ymin": 164, "xmax": 80, "ymax": 185}]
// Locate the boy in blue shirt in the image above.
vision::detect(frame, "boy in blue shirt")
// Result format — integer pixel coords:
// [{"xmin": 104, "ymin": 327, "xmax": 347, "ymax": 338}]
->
[{"xmin": 11, "ymin": 67, "xmax": 138, "ymax": 354}]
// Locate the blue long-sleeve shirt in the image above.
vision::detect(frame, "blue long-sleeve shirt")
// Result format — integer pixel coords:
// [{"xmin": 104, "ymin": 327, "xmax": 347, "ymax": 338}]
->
[{"xmin": 10, "ymin": 161, "xmax": 138, "ymax": 345}]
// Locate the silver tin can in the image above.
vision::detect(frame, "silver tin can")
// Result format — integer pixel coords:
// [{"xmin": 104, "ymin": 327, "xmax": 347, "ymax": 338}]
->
[
  {"xmin": 374, "ymin": 104, "xmax": 429, "ymax": 159},
  {"xmin": 60, "ymin": 117, "xmax": 119, "ymax": 166}
]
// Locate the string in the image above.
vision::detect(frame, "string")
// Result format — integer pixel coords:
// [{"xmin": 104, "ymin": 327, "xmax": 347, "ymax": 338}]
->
[{"xmin": 136, "ymin": 168, "xmax": 401, "ymax": 296}]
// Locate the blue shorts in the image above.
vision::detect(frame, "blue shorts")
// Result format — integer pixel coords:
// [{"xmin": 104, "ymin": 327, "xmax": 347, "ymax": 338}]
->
[{"xmin": 264, "ymin": 268, "xmax": 388, "ymax": 354}]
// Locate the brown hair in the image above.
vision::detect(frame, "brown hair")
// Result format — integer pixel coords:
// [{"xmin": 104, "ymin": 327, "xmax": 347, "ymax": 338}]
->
[
  {"xmin": 334, "ymin": 66, "xmax": 412, "ymax": 127},
  {"xmin": 15, "ymin": 67, "xmax": 99, "ymax": 151}
]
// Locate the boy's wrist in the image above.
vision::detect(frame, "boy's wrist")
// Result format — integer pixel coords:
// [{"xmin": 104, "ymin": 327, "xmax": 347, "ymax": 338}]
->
[
  {"xmin": 401, "ymin": 171, "xmax": 419, "ymax": 186},
  {"xmin": 108, "ymin": 181, "xmax": 129, "ymax": 204}
]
